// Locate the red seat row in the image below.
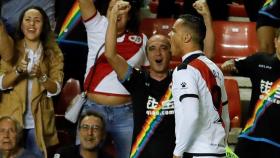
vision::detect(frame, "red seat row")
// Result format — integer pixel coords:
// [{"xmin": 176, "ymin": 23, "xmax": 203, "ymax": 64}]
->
[
  {"xmin": 140, "ymin": 18, "xmax": 259, "ymax": 64},
  {"xmin": 213, "ymin": 20, "xmax": 259, "ymax": 63}
]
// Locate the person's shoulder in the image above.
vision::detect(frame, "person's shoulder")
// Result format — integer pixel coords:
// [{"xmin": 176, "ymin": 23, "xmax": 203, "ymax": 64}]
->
[
  {"xmin": 18, "ymin": 149, "xmax": 39, "ymax": 158},
  {"xmin": 54, "ymin": 144, "xmax": 80, "ymax": 158},
  {"xmin": 250, "ymin": 52, "xmax": 275, "ymax": 60},
  {"xmin": 236, "ymin": 52, "xmax": 266, "ymax": 62},
  {"xmin": 129, "ymin": 67, "xmax": 147, "ymax": 79},
  {"xmin": 98, "ymin": 150, "xmax": 114, "ymax": 158}
]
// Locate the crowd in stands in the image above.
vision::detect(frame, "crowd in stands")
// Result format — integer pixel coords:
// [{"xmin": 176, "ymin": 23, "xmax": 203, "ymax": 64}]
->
[{"xmin": 0, "ymin": 0, "xmax": 279, "ymax": 157}]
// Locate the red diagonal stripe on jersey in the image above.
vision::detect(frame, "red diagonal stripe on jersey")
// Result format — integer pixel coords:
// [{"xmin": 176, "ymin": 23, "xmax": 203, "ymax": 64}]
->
[
  {"xmin": 189, "ymin": 59, "xmax": 223, "ymax": 122},
  {"xmin": 84, "ymin": 34, "xmax": 143, "ymax": 93}
]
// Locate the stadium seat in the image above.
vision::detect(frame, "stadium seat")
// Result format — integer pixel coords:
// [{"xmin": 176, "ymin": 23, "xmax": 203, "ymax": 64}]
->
[
  {"xmin": 54, "ymin": 78, "xmax": 81, "ymax": 114},
  {"xmin": 149, "ymin": 0, "xmax": 184, "ymax": 14},
  {"xmin": 228, "ymin": 3, "xmax": 248, "ymax": 17},
  {"xmin": 224, "ymin": 78, "xmax": 242, "ymax": 128},
  {"xmin": 140, "ymin": 18, "xmax": 175, "ymax": 38},
  {"xmin": 213, "ymin": 21, "xmax": 259, "ymax": 64}
]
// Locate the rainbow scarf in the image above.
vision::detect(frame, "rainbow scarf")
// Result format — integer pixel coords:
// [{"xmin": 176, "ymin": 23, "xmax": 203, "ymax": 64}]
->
[
  {"xmin": 242, "ymin": 79, "xmax": 280, "ymax": 134},
  {"xmin": 57, "ymin": 0, "xmax": 81, "ymax": 41},
  {"xmin": 130, "ymin": 87, "xmax": 172, "ymax": 158}
]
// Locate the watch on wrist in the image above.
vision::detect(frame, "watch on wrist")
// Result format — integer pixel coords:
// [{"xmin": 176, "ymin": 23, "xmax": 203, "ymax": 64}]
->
[
  {"xmin": 15, "ymin": 66, "xmax": 23, "ymax": 76},
  {"xmin": 39, "ymin": 74, "xmax": 48, "ymax": 83}
]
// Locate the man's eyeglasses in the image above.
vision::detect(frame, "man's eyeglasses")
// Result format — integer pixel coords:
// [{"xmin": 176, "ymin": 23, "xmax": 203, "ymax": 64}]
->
[
  {"xmin": 0, "ymin": 128, "xmax": 16, "ymax": 134},
  {"xmin": 79, "ymin": 124, "xmax": 102, "ymax": 132}
]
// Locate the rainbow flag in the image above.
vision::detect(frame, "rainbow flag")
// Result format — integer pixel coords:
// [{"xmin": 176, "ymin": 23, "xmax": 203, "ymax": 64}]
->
[
  {"xmin": 130, "ymin": 87, "xmax": 172, "ymax": 158},
  {"xmin": 57, "ymin": 0, "xmax": 81, "ymax": 41},
  {"xmin": 262, "ymin": 0, "xmax": 273, "ymax": 8},
  {"xmin": 242, "ymin": 79, "xmax": 280, "ymax": 134}
]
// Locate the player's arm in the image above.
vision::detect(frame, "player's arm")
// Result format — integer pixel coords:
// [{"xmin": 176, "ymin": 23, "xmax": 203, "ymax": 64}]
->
[
  {"xmin": 193, "ymin": 0, "xmax": 215, "ymax": 59},
  {"xmin": 173, "ymin": 69, "xmax": 200, "ymax": 157}
]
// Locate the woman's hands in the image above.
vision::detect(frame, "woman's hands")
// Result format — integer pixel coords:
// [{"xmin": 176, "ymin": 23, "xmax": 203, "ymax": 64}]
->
[
  {"xmin": 16, "ymin": 55, "xmax": 29, "ymax": 75},
  {"xmin": 16, "ymin": 53, "xmax": 44, "ymax": 79}
]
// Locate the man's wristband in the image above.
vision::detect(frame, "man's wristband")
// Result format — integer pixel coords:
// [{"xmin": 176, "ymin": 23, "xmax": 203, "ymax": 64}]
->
[{"xmin": 39, "ymin": 74, "xmax": 48, "ymax": 83}]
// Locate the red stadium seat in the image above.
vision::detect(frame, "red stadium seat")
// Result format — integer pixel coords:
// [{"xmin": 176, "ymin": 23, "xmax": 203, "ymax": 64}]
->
[
  {"xmin": 228, "ymin": 3, "xmax": 248, "ymax": 17},
  {"xmin": 140, "ymin": 18, "xmax": 175, "ymax": 38},
  {"xmin": 224, "ymin": 78, "xmax": 242, "ymax": 128},
  {"xmin": 54, "ymin": 78, "xmax": 81, "ymax": 114},
  {"xmin": 213, "ymin": 21, "xmax": 259, "ymax": 64}
]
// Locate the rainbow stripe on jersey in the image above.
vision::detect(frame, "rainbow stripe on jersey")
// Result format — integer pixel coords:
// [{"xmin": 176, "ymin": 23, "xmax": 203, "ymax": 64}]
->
[
  {"xmin": 242, "ymin": 79, "xmax": 280, "ymax": 134},
  {"xmin": 130, "ymin": 87, "xmax": 172, "ymax": 158}
]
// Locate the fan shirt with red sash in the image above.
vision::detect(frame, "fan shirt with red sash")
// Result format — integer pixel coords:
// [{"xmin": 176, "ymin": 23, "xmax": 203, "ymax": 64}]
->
[{"xmin": 83, "ymin": 12, "xmax": 149, "ymax": 95}]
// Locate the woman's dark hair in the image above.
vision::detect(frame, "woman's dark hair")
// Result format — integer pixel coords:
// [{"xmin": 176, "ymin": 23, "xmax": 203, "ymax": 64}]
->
[
  {"xmin": 94, "ymin": 0, "xmax": 110, "ymax": 16},
  {"xmin": 124, "ymin": 0, "xmax": 141, "ymax": 34},
  {"xmin": 15, "ymin": 6, "xmax": 53, "ymax": 48}
]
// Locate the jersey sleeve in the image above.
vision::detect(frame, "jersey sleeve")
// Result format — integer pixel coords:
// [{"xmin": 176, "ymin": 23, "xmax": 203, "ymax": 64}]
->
[
  {"xmin": 234, "ymin": 53, "xmax": 259, "ymax": 77},
  {"xmin": 172, "ymin": 67, "xmax": 200, "ymax": 156}
]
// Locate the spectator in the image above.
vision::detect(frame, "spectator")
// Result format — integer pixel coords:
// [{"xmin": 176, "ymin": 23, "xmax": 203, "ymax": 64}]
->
[
  {"xmin": 168, "ymin": 14, "xmax": 230, "ymax": 158},
  {"xmin": 105, "ymin": 1, "xmax": 216, "ymax": 157},
  {"xmin": 54, "ymin": 111, "xmax": 111, "ymax": 158},
  {"xmin": 256, "ymin": 0, "xmax": 280, "ymax": 54},
  {"xmin": 0, "ymin": 116, "xmax": 39, "ymax": 158},
  {"xmin": 78, "ymin": 0, "xmax": 148, "ymax": 157},
  {"xmin": 221, "ymin": 27, "xmax": 280, "ymax": 125},
  {"xmin": 105, "ymin": 2, "xmax": 175, "ymax": 157},
  {"xmin": 1, "ymin": 0, "xmax": 56, "ymax": 36},
  {"xmin": 221, "ymin": 27, "xmax": 280, "ymax": 158},
  {"xmin": 0, "ymin": 6, "xmax": 64, "ymax": 158}
]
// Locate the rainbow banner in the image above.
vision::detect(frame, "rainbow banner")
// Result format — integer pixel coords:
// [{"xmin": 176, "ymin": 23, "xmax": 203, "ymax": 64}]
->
[
  {"xmin": 57, "ymin": 0, "xmax": 81, "ymax": 41},
  {"xmin": 130, "ymin": 87, "xmax": 172, "ymax": 158},
  {"xmin": 262, "ymin": 0, "xmax": 273, "ymax": 8},
  {"xmin": 242, "ymin": 79, "xmax": 280, "ymax": 134}
]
